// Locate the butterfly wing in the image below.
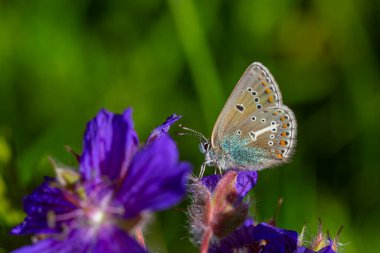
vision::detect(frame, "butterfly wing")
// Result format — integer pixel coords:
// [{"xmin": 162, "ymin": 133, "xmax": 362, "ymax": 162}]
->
[{"xmin": 211, "ymin": 62, "xmax": 297, "ymax": 170}]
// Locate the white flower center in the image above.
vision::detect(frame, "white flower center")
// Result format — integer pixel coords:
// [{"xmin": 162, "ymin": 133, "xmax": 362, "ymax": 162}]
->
[{"xmin": 90, "ymin": 210, "xmax": 105, "ymax": 225}]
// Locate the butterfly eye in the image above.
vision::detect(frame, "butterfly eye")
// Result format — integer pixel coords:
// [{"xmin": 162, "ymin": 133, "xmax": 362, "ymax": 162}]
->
[{"xmin": 199, "ymin": 142, "xmax": 210, "ymax": 154}]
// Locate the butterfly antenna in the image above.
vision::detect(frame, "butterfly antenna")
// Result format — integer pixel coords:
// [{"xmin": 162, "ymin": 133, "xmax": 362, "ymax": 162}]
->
[{"xmin": 177, "ymin": 124, "xmax": 208, "ymax": 142}]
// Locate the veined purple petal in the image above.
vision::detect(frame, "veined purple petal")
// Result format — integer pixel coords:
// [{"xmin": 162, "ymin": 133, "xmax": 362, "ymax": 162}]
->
[
  {"xmin": 200, "ymin": 174, "xmax": 222, "ymax": 192},
  {"xmin": 236, "ymin": 171, "xmax": 258, "ymax": 201},
  {"xmin": 116, "ymin": 134, "xmax": 191, "ymax": 218},
  {"xmin": 92, "ymin": 225, "xmax": 148, "ymax": 252},
  {"xmin": 11, "ymin": 216, "xmax": 59, "ymax": 236},
  {"xmin": 80, "ymin": 109, "xmax": 139, "ymax": 182},
  {"xmin": 146, "ymin": 114, "xmax": 181, "ymax": 144},
  {"xmin": 11, "ymin": 177, "xmax": 76, "ymax": 235},
  {"xmin": 209, "ymin": 223, "xmax": 298, "ymax": 253},
  {"xmin": 11, "ymin": 226, "xmax": 148, "ymax": 253},
  {"xmin": 200, "ymin": 170, "xmax": 257, "ymax": 201},
  {"xmin": 251, "ymin": 223, "xmax": 298, "ymax": 253}
]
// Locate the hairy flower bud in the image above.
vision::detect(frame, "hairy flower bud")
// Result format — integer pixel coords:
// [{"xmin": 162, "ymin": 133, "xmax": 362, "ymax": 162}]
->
[{"xmin": 188, "ymin": 170, "xmax": 257, "ymax": 251}]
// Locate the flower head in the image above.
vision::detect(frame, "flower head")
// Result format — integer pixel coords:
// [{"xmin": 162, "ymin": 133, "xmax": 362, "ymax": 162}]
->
[
  {"xmin": 208, "ymin": 221, "xmax": 339, "ymax": 253},
  {"xmin": 11, "ymin": 109, "xmax": 191, "ymax": 253},
  {"xmin": 208, "ymin": 222, "xmax": 298, "ymax": 253},
  {"xmin": 188, "ymin": 170, "xmax": 257, "ymax": 249},
  {"xmin": 296, "ymin": 221, "xmax": 341, "ymax": 253}
]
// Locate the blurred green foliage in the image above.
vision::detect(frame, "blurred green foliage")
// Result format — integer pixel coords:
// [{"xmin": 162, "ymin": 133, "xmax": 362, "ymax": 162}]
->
[{"xmin": 1, "ymin": 0, "xmax": 380, "ymax": 252}]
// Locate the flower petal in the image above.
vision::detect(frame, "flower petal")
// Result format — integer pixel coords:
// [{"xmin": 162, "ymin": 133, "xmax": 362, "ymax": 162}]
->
[
  {"xmin": 235, "ymin": 170, "xmax": 258, "ymax": 201},
  {"xmin": 11, "ymin": 177, "xmax": 76, "ymax": 235},
  {"xmin": 209, "ymin": 223, "xmax": 298, "ymax": 253},
  {"xmin": 242, "ymin": 217, "xmax": 254, "ymax": 227},
  {"xmin": 201, "ymin": 170, "xmax": 258, "ymax": 201},
  {"xmin": 293, "ymin": 247, "xmax": 316, "ymax": 253},
  {"xmin": 292, "ymin": 245, "xmax": 336, "ymax": 253},
  {"xmin": 252, "ymin": 223, "xmax": 298, "ymax": 253},
  {"xmin": 80, "ymin": 108, "xmax": 139, "ymax": 182},
  {"xmin": 11, "ymin": 226, "xmax": 148, "ymax": 253},
  {"xmin": 116, "ymin": 134, "xmax": 191, "ymax": 218},
  {"xmin": 317, "ymin": 245, "xmax": 336, "ymax": 253},
  {"xmin": 200, "ymin": 174, "xmax": 222, "ymax": 192},
  {"xmin": 146, "ymin": 114, "xmax": 181, "ymax": 144}
]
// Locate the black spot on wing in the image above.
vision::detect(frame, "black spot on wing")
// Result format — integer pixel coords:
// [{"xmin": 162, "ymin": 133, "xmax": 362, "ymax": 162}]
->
[{"xmin": 235, "ymin": 104, "xmax": 244, "ymax": 112}]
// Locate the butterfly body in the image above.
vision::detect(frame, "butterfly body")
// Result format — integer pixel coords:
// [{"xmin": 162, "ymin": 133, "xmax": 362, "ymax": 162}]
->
[{"xmin": 196, "ymin": 62, "xmax": 297, "ymax": 177}]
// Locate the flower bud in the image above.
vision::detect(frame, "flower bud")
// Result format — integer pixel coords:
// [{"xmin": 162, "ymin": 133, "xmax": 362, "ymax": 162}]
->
[{"xmin": 188, "ymin": 170, "xmax": 257, "ymax": 247}]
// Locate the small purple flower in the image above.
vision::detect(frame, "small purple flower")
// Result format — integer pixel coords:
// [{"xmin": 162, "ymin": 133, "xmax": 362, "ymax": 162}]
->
[
  {"xmin": 11, "ymin": 109, "xmax": 191, "ymax": 253},
  {"xmin": 296, "ymin": 222, "xmax": 340, "ymax": 253},
  {"xmin": 188, "ymin": 170, "xmax": 258, "ymax": 252}
]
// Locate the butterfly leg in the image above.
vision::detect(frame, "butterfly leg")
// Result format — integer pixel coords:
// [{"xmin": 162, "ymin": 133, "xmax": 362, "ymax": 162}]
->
[
  {"xmin": 213, "ymin": 166, "xmax": 222, "ymax": 175},
  {"xmin": 198, "ymin": 163, "xmax": 206, "ymax": 179},
  {"xmin": 218, "ymin": 166, "xmax": 223, "ymax": 175},
  {"xmin": 216, "ymin": 161, "xmax": 224, "ymax": 175}
]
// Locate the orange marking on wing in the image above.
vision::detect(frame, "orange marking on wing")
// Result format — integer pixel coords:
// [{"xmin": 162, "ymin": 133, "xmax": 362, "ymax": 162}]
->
[
  {"xmin": 272, "ymin": 112, "xmax": 278, "ymax": 116},
  {"xmin": 265, "ymin": 88, "xmax": 271, "ymax": 94},
  {"xmin": 280, "ymin": 140, "xmax": 286, "ymax": 146},
  {"xmin": 280, "ymin": 116, "xmax": 286, "ymax": 121},
  {"xmin": 261, "ymin": 81, "xmax": 267, "ymax": 87},
  {"xmin": 282, "ymin": 124, "xmax": 288, "ymax": 129},
  {"xmin": 268, "ymin": 96, "xmax": 274, "ymax": 103},
  {"xmin": 281, "ymin": 132, "xmax": 287, "ymax": 137},
  {"xmin": 276, "ymin": 153, "xmax": 283, "ymax": 159}
]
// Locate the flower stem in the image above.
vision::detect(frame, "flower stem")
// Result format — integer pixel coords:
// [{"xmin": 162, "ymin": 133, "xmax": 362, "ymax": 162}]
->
[
  {"xmin": 135, "ymin": 227, "xmax": 146, "ymax": 249},
  {"xmin": 200, "ymin": 227, "xmax": 213, "ymax": 253}
]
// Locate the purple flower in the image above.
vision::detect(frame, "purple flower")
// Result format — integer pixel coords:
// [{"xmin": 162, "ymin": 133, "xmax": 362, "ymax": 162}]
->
[
  {"xmin": 208, "ymin": 221, "xmax": 339, "ymax": 253},
  {"xmin": 208, "ymin": 222, "xmax": 298, "ymax": 253},
  {"xmin": 296, "ymin": 222, "xmax": 340, "ymax": 253},
  {"xmin": 188, "ymin": 170, "xmax": 257, "ymax": 251},
  {"xmin": 11, "ymin": 109, "xmax": 191, "ymax": 253}
]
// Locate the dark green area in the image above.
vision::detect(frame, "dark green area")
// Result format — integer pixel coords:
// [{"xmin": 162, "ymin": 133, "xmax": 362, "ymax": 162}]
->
[{"xmin": 1, "ymin": 0, "xmax": 379, "ymax": 252}]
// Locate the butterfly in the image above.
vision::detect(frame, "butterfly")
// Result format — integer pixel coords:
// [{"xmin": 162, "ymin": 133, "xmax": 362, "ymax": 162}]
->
[{"xmin": 179, "ymin": 62, "xmax": 297, "ymax": 178}]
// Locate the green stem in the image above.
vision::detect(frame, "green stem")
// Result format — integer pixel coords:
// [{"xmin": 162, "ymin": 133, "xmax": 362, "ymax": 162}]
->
[{"xmin": 167, "ymin": 0, "xmax": 224, "ymax": 132}]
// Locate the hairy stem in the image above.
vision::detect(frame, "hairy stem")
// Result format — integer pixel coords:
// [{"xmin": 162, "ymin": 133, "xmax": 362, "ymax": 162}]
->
[
  {"xmin": 200, "ymin": 227, "xmax": 213, "ymax": 253},
  {"xmin": 135, "ymin": 227, "xmax": 146, "ymax": 249}
]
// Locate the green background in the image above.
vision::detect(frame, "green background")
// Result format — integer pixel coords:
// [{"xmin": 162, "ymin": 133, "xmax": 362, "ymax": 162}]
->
[{"xmin": 1, "ymin": 0, "xmax": 379, "ymax": 252}]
